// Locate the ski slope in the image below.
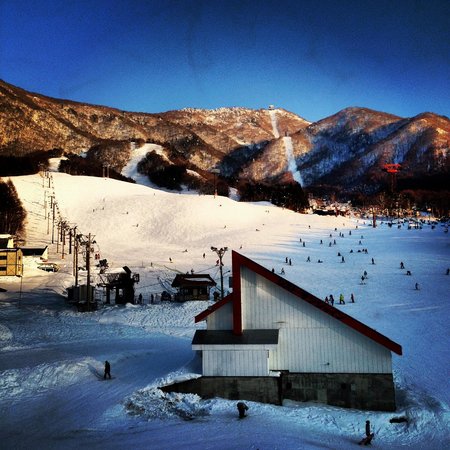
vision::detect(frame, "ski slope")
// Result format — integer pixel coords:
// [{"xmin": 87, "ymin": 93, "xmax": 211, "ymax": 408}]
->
[
  {"xmin": 269, "ymin": 109, "xmax": 280, "ymax": 138},
  {"xmin": 283, "ymin": 135, "xmax": 303, "ymax": 186},
  {"xmin": 0, "ymin": 171, "xmax": 449, "ymax": 449},
  {"xmin": 268, "ymin": 109, "xmax": 303, "ymax": 186},
  {"xmin": 121, "ymin": 142, "xmax": 163, "ymax": 187}
]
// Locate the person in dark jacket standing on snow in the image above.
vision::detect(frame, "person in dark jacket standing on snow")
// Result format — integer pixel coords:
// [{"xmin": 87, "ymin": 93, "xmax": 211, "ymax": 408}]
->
[
  {"xmin": 237, "ymin": 402, "xmax": 249, "ymax": 418},
  {"xmin": 358, "ymin": 420, "xmax": 374, "ymax": 445},
  {"xmin": 104, "ymin": 360, "xmax": 111, "ymax": 379}
]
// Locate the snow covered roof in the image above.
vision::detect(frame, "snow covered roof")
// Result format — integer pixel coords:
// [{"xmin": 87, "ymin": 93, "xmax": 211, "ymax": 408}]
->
[
  {"xmin": 20, "ymin": 246, "xmax": 48, "ymax": 256},
  {"xmin": 172, "ymin": 274, "xmax": 216, "ymax": 288},
  {"xmin": 195, "ymin": 251, "xmax": 402, "ymax": 356},
  {"xmin": 0, "ymin": 235, "xmax": 14, "ymax": 248}
]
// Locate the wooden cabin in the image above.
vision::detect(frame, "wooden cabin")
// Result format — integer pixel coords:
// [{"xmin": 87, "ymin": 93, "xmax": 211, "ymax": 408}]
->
[
  {"xmin": 171, "ymin": 274, "xmax": 216, "ymax": 301},
  {"xmin": 0, "ymin": 248, "xmax": 23, "ymax": 276},
  {"xmin": 165, "ymin": 251, "xmax": 402, "ymax": 411}
]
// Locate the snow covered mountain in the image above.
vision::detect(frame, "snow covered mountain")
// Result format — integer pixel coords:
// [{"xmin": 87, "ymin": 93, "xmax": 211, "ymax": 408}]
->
[
  {"xmin": 1, "ymin": 79, "xmax": 448, "ymax": 196},
  {"xmin": 245, "ymin": 107, "xmax": 449, "ymax": 194}
]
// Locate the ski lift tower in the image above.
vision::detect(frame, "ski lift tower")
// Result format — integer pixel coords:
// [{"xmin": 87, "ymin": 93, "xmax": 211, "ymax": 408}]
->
[{"xmin": 211, "ymin": 246, "xmax": 228, "ymax": 299}]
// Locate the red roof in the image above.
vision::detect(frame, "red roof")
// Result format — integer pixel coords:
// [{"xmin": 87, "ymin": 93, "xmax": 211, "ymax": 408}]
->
[
  {"xmin": 195, "ymin": 251, "xmax": 402, "ymax": 355},
  {"xmin": 195, "ymin": 293, "xmax": 233, "ymax": 323}
]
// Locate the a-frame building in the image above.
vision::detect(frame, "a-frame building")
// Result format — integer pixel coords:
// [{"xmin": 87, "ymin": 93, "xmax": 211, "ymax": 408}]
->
[{"xmin": 166, "ymin": 251, "xmax": 402, "ymax": 410}]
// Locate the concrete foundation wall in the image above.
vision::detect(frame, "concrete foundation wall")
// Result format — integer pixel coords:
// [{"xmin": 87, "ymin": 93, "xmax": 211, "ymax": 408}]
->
[
  {"xmin": 161, "ymin": 376, "xmax": 281, "ymax": 405},
  {"xmin": 281, "ymin": 372, "xmax": 396, "ymax": 411},
  {"xmin": 161, "ymin": 372, "xmax": 396, "ymax": 411}
]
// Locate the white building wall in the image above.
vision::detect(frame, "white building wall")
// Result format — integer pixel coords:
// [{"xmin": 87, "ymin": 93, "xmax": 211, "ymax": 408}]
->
[
  {"xmin": 240, "ymin": 267, "xmax": 392, "ymax": 374},
  {"xmin": 203, "ymin": 349, "xmax": 269, "ymax": 376},
  {"xmin": 207, "ymin": 301, "xmax": 233, "ymax": 330}
]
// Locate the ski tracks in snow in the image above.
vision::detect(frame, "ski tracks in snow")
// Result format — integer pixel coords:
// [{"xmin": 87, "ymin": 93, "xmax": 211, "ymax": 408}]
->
[
  {"xmin": 269, "ymin": 109, "xmax": 280, "ymax": 139},
  {"xmin": 268, "ymin": 108, "xmax": 304, "ymax": 186},
  {"xmin": 283, "ymin": 136, "xmax": 304, "ymax": 186}
]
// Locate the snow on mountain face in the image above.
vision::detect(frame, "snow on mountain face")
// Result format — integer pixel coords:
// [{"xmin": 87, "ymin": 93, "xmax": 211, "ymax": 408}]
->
[
  {"xmin": 1, "ymin": 79, "xmax": 448, "ymax": 196},
  {"xmin": 269, "ymin": 109, "xmax": 281, "ymax": 138},
  {"xmin": 290, "ymin": 108, "xmax": 450, "ymax": 192},
  {"xmin": 121, "ymin": 143, "xmax": 164, "ymax": 187},
  {"xmin": 283, "ymin": 136, "xmax": 303, "ymax": 185}
]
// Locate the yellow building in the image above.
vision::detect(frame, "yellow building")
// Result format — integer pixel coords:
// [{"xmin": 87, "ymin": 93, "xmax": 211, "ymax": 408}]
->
[{"xmin": 0, "ymin": 248, "xmax": 23, "ymax": 276}]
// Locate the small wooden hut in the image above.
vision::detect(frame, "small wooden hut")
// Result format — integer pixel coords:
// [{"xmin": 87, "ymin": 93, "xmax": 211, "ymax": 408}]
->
[{"xmin": 171, "ymin": 274, "xmax": 216, "ymax": 301}]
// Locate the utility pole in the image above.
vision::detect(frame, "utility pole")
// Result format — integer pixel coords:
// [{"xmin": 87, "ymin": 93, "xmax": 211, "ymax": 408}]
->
[
  {"xmin": 211, "ymin": 246, "xmax": 228, "ymax": 299},
  {"xmin": 74, "ymin": 231, "xmax": 78, "ymax": 283},
  {"xmin": 60, "ymin": 220, "xmax": 64, "ymax": 243},
  {"xmin": 56, "ymin": 221, "xmax": 60, "ymax": 253},
  {"xmin": 86, "ymin": 233, "xmax": 92, "ymax": 312},
  {"xmin": 61, "ymin": 224, "xmax": 66, "ymax": 259},
  {"xmin": 68, "ymin": 228, "xmax": 72, "ymax": 255},
  {"xmin": 18, "ymin": 265, "xmax": 24, "ymax": 308},
  {"xmin": 51, "ymin": 200, "xmax": 56, "ymax": 244}
]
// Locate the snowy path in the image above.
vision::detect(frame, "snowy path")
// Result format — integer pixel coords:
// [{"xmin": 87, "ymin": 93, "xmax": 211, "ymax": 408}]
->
[
  {"xmin": 283, "ymin": 136, "xmax": 303, "ymax": 186},
  {"xmin": 0, "ymin": 293, "xmax": 194, "ymax": 449},
  {"xmin": 268, "ymin": 110, "xmax": 303, "ymax": 186},
  {"xmin": 269, "ymin": 109, "xmax": 280, "ymax": 138},
  {"xmin": 121, "ymin": 143, "xmax": 163, "ymax": 187}
]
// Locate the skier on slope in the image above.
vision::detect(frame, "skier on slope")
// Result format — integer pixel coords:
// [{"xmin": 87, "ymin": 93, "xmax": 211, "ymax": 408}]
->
[{"xmin": 104, "ymin": 361, "xmax": 111, "ymax": 379}]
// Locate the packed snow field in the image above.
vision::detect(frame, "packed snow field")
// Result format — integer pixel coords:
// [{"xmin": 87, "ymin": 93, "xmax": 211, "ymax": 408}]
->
[{"xmin": 0, "ymin": 170, "xmax": 449, "ymax": 449}]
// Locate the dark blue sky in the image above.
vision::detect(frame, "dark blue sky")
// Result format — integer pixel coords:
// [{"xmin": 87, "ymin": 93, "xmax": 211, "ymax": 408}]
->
[{"xmin": 1, "ymin": 0, "xmax": 448, "ymax": 121}]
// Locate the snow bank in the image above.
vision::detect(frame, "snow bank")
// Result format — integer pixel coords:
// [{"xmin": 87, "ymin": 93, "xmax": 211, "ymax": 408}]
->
[{"xmin": 125, "ymin": 388, "xmax": 211, "ymax": 421}]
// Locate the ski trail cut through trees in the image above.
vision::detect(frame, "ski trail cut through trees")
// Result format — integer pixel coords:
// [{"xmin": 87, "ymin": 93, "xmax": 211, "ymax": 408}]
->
[
  {"xmin": 283, "ymin": 136, "xmax": 303, "ymax": 186},
  {"xmin": 122, "ymin": 143, "xmax": 164, "ymax": 187},
  {"xmin": 269, "ymin": 110, "xmax": 280, "ymax": 139}
]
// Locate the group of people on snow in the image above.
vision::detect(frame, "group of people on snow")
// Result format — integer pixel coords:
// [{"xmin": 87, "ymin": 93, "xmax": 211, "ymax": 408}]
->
[{"xmin": 324, "ymin": 293, "xmax": 355, "ymax": 306}]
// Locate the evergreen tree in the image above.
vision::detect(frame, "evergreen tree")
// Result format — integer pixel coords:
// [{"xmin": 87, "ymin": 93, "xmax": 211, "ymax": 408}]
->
[{"xmin": 0, "ymin": 179, "xmax": 26, "ymax": 235}]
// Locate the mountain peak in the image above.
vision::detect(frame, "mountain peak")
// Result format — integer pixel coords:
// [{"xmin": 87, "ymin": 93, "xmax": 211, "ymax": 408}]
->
[{"xmin": 1, "ymin": 80, "xmax": 448, "ymax": 200}]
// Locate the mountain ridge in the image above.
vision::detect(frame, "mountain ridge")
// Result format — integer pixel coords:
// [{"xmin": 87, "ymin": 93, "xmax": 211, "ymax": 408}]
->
[{"xmin": 1, "ymin": 79, "xmax": 448, "ymax": 200}]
